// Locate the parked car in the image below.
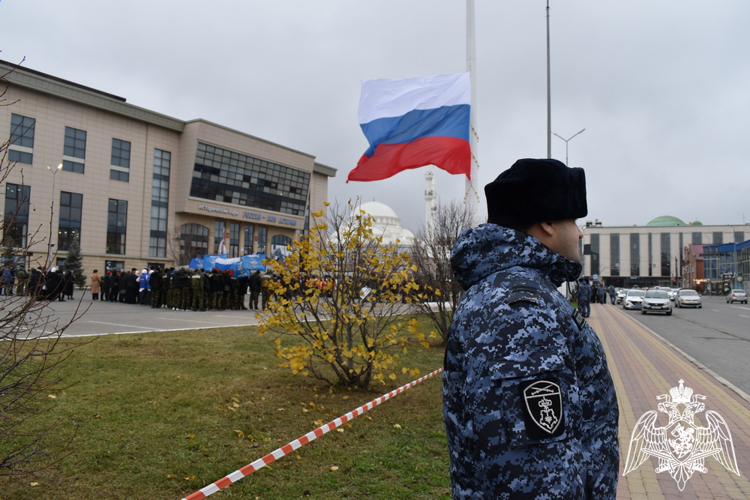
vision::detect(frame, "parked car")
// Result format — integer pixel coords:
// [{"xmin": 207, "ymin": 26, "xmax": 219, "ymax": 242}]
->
[
  {"xmin": 623, "ymin": 290, "xmax": 646, "ymax": 310},
  {"xmin": 616, "ymin": 288, "xmax": 628, "ymax": 304},
  {"xmin": 675, "ymin": 289, "xmax": 702, "ymax": 308},
  {"xmin": 726, "ymin": 289, "xmax": 748, "ymax": 304},
  {"xmin": 642, "ymin": 290, "xmax": 672, "ymax": 315},
  {"xmin": 669, "ymin": 288, "xmax": 681, "ymax": 301}
]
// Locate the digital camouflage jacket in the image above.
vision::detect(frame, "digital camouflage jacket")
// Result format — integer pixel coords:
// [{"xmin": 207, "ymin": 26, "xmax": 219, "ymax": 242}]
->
[{"xmin": 443, "ymin": 225, "xmax": 619, "ymax": 499}]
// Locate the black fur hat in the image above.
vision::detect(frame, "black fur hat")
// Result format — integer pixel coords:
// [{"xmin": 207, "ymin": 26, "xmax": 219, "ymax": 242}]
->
[{"xmin": 485, "ymin": 158, "xmax": 587, "ymax": 226}]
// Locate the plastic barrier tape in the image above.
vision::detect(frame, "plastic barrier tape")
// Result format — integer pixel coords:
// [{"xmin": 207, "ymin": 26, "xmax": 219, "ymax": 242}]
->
[{"xmin": 181, "ymin": 367, "xmax": 443, "ymax": 500}]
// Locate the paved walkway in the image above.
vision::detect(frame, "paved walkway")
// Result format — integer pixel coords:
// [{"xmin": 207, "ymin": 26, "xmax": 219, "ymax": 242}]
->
[{"xmin": 589, "ymin": 304, "xmax": 750, "ymax": 499}]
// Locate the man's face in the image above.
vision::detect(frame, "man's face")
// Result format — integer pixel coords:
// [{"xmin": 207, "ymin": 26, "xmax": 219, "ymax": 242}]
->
[{"xmin": 548, "ymin": 219, "xmax": 584, "ymax": 263}]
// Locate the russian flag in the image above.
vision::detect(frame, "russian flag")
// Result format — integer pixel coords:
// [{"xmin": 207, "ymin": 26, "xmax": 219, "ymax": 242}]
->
[{"xmin": 348, "ymin": 73, "xmax": 471, "ymax": 183}]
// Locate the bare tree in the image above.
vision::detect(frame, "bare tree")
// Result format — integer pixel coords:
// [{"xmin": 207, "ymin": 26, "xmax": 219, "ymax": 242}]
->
[
  {"xmin": 0, "ymin": 59, "xmax": 83, "ymax": 480},
  {"xmin": 410, "ymin": 200, "xmax": 476, "ymax": 344},
  {"xmin": 169, "ymin": 224, "xmax": 209, "ymax": 267}
]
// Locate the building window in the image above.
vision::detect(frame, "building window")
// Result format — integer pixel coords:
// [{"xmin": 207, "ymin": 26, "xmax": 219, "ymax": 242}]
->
[
  {"xmin": 692, "ymin": 232, "xmax": 702, "ymax": 245},
  {"xmin": 105, "ymin": 260, "xmax": 124, "ymax": 273},
  {"xmin": 3, "ymin": 184, "xmax": 31, "ymax": 248},
  {"xmin": 9, "ymin": 114, "xmax": 35, "ymax": 164},
  {"xmin": 734, "ymin": 231, "xmax": 744, "ymax": 243},
  {"xmin": 243, "ymin": 226, "xmax": 254, "ymax": 255},
  {"xmin": 661, "ymin": 233, "xmax": 670, "ymax": 277},
  {"xmin": 229, "ymin": 223, "xmax": 239, "ymax": 258},
  {"xmin": 190, "ymin": 142, "xmax": 310, "ymax": 217},
  {"xmin": 58, "ymin": 192, "xmax": 83, "ymax": 251},
  {"xmin": 610, "ymin": 233, "xmax": 620, "ymax": 276},
  {"xmin": 713, "ymin": 232, "xmax": 723, "ymax": 244},
  {"xmin": 270, "ymin": 235, "xmax": 292, "ymax": 261},
  {"xmin": 257, "ymin": 226, "xmax": 267, "ymax": 255},
  {"xmin": 106, "ymin": 199, "xmax": 128, "ymax": 255},
  {"xmin": 630, "ymin": 233, "xmax": 640, "ymax": 276},
  {"xmin": 180, "ymin": 224, "xmax": 209, "ymax": 264},
  {"xmin": 590, "ymin": 234, "xmax": 599, "ymax": 276},
  {"xmin": 63, "ymin": 126, "xmax": 86, "ymax": 173},
  {"xmin": 110, "ymin": 138, "xmax": 131, "ymax": 182},
  {"xmin": 214, "ymin": 221, "xmax": 226, "ymax": 254},
  {"xmin": 149, "ymin": 149, "xmax": 170, "ymax": 258}
]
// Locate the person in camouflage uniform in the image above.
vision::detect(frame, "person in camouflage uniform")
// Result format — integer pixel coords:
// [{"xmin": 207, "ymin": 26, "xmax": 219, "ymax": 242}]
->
[
  {"xmin": 443, "ymin": 159, "xmax": 619, "ymax": 499},
  {"xmin": 191, "ymin": 269, "xmax": 205, "ymax": 311}
]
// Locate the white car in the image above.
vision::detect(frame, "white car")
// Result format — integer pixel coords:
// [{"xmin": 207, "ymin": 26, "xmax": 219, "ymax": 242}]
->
[
  {"xmin": 623, "ymin": 290, "xmax": 645, "ymax": 310},
  {"xmin": 616, "ymin": 288, "xmax": 628, "ymax": 304},
  {"xmin": 669, "ymin": 288, "xmax": 680, "ymax": 301},
  {"xmin": 675, "ymin": 289, "xmax": 702, "ymax": 308},
  {"xmin": 726, "ymin": 289, "xmax": 748, "ymax": 304},
  {"xmin": 642, "ymin": 290, "xmax": 672, "ymax": 315}
]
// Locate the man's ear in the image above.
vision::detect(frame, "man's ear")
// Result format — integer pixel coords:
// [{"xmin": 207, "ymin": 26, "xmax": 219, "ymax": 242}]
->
[{"xmin": 537, "ymin": 221, "xmax": 556, "ymax": 237}]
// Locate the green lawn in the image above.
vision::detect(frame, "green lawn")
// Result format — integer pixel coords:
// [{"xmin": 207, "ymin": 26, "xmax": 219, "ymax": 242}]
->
[{"xmin": 3, "ymin": 320, "xmax": 451, "ymax": 499}]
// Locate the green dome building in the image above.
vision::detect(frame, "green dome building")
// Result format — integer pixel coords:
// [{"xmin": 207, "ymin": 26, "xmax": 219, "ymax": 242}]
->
[{"xmin": 646, "ymin": 215, "xmax": 687, "ymax": 227}]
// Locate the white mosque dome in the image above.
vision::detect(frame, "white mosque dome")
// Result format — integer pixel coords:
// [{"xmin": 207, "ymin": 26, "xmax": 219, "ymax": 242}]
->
[{"xmin": 347, "ymin": 201, "xmax": 414, "ymax": 248}]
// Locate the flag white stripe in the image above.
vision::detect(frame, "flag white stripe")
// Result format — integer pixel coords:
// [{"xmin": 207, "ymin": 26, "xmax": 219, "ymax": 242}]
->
[{"xmin": 358, "ymin": 73, "xmax": 470, "ymax": 124}]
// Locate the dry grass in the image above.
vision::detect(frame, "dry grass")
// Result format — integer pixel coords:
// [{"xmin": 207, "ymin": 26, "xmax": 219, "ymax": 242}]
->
[{"xmin": 2, "ymin": 319, "xmax": 450, "ymax": 499}]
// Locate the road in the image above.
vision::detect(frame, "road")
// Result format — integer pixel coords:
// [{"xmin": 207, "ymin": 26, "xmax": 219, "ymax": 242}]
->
[
  {"xmin": 601, "ymin": 295, "xmax": 750, "ymax": 397},
  {"xmin": 1, "ymin": 295, "xmax": 262, "ymax": 339}
]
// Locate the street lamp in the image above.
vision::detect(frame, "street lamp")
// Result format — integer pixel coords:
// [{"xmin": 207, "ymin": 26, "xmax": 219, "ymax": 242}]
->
[
  {"xmin": 552, "ymin": 128, "xmax": 586, "ymax": 166},
  {"xmin": 728, "ymin": 224, "xmax": 742, "ymax": 290},
  {"xmin": 46, "ymin": 164, "xmax": 62, "ymax": 267}
]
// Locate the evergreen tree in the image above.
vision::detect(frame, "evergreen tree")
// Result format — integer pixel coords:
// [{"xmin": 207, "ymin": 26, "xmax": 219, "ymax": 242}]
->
[{"xmin": 64, "ymin": 238, "xmax": 87, "ymax": 288}]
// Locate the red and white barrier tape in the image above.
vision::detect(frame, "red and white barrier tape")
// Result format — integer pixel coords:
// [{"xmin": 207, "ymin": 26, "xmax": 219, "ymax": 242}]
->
[{"xmin": 181, "ymin": 367, "xmax": 444, "ymax": 500}]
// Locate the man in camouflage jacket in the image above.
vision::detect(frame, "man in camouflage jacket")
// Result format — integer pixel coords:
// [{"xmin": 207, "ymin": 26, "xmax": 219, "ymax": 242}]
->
[{"xmin": 443, "ymin": 159, "xmax": 619, "ymax": 499}]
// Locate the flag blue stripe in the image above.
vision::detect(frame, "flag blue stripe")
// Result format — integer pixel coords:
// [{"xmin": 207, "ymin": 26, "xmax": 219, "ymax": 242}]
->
[{"xmin": 360, "ymin": 104, "xmax": 470, "ymax": 158}]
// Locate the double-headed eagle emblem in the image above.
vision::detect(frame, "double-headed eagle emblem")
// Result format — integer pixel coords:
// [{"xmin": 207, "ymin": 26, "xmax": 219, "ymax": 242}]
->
[{"xmin": 623, "ymin": 379, "xmax": 741, "ymax": 490}]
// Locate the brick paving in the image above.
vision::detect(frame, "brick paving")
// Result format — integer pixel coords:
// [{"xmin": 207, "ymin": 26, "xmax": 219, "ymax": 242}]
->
[{"xmin": 589, "ymin": 304, "xmax": 750, "ymax": 499}]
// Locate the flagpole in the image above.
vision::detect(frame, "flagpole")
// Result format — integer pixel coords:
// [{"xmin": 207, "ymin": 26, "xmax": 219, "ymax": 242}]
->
[
  {"xmin": 546, "ymin": 0, "xmax": 552, "ymax": 159},
  {"xmin": 465, "ymin": 0, "xmax": 479, "ymax": 222}
]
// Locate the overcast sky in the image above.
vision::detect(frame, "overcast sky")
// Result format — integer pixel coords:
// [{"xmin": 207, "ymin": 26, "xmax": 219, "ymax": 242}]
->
[{"xmin": 2, "ymin": 1, "xmax": 748, "ymax": 233}]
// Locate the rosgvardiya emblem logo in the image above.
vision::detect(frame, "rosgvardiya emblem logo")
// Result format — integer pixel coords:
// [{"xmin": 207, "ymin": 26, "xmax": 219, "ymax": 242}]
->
[{"xmin": 623, "ymin": 379, "xmax": 741, "ymax": 490}]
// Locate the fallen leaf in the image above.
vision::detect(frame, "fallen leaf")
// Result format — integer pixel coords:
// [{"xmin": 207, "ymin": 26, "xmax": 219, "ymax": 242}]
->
[
  {"xmin": 166, "ymin": 474, "xmax": 175, "ymax": 479},
  {"xmin": 302, "ymin": 409, "xmax": 309, "ymax": 413},
  {"xmin": 163, "ymin": 395, "xmax": 170, "ymax": 399},
  {"xmin": 343, "ymin": 396, "xmax": 350, "ymax": 400},
  {"xmin": 329, "ymin": 466, "xmax": 339, "ymax": 471},
  {"xmin": 186, "ymin": 434, "xmax": 195, "ymax": 440},
  {"xmin": 231, "ymin": 397, "xmax": 239, "ymax": 403},
  {"xmin": 234, "ymin": 430, "xmax": 244, "ymax": 437},
  {"xmin": 30, "ymin": 482, "xmax": 39, "ymax": 487},
  {"xmin": 184, "ymin": 475, "xmax": 195, "ymax": 481},
  {"xmin": 232, "ymin": 402, "xmax": 240, "ymax": 408},
  {"xmin": 217, "ymin": 407, "xmax": 225, "ymax": 411},
  {"xmin": 393, "ymin": 424, "xmax": 402, "ymax": 429},
  {"xmin": 227, "ymin": 407, "xmax": 236, "ymax": 412},
  {"xmin": 336, "ymin": 428, "xmax": 344, "ymax": 433},
  {"xmin": 48, "ymin": 395, "xmax": 57, "ymax": 399}
]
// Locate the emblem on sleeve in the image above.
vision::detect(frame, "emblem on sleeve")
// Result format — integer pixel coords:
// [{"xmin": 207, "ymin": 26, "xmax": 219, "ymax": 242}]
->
[{"xmin": 522, "ymin": 380, "xmax": 563, "ymax": 435}]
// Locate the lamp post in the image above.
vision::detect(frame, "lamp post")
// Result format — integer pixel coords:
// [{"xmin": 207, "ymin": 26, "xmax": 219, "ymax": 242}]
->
[
  {"xmin": 46, "ymin": 164, "xmax": 62, "ymax": 267},
  {"xmin": 552, "ymin": 128, "xmax": 586, "ymax": 166},
  {"xmin": 728, "ymin": 225, "xmax": 741, "ymax": 290}
]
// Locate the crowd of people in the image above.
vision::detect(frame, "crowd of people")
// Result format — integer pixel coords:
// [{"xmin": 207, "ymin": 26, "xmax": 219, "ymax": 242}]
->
[
  {"xmin": 88, "ymin": 267, "xmax": 271, "ymax": 311},
  {"xmin": 1, "ymin": 266, "xmax": 77, "ymax": 301},
  {"xmin": 575, "ymin": 279, "xmax": 617, "ymax": 318}
]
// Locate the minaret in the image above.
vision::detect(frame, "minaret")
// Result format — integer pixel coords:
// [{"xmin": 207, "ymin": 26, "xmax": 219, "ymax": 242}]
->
[{"xmin": 425, "ymin": 165, "xmax": 437, "ymax": 240}]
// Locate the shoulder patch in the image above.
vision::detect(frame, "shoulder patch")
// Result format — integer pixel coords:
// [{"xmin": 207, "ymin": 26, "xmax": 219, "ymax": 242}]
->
[
  {"xmin": 521, "ymin": 378, "xmax": 565, "ymax": 439},
  {"xmin": 572, "ymin": 309, "xmax": 586, "ymax": 330},
  {"xmin": 507, "ymin": 276, "xmax": 542, "ymax": 305}
]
